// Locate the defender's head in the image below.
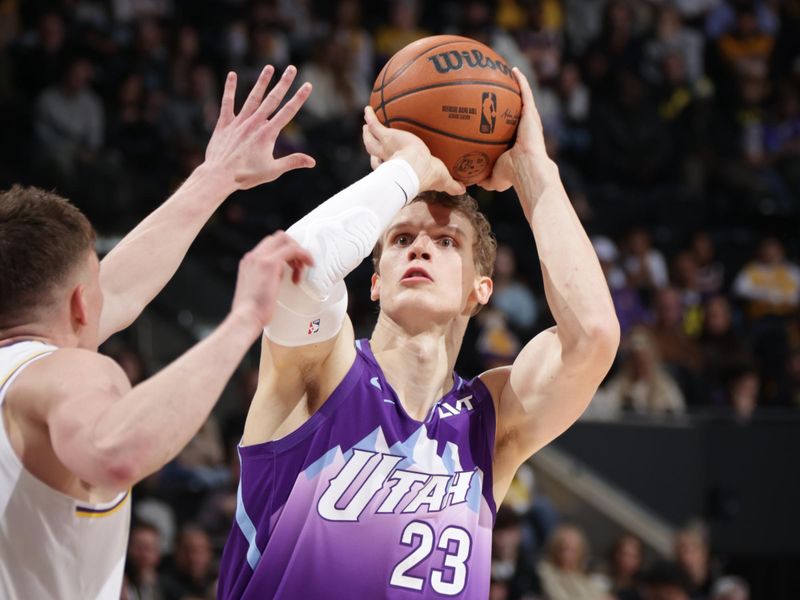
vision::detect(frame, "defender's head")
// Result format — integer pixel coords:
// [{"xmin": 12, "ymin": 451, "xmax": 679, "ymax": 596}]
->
[
  {"xmin": 371, "ymin": 191, "xmax": 496, "ymax": 330},
  {"xmin": 0, "ymin": 186, "xmax": 101, "ymax": 348}
]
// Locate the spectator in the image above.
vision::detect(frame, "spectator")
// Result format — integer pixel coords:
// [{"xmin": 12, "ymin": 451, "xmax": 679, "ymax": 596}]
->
[
  {"xmin": 622, "ymin": 228, "xmax": 669, "ymax": 296},
  {"xmin": 159, "ymin": 62, "xmax": 219, "ymax": 152},
  {"xmin": 375, "ymin": 0, "xmax": 430, "ymax": 60},
  {"xmin": 197, "ymin": 443, "xmax": 240, "ymax": 552},
  {"xmin": 455, "ymin": 0, "xmax": 536, "ymax": 86},
  {"xmin": 724, "ymin": 367, "xmax": 761, "ymax": 422},
  {"xmin": 492, "ymin": 506, "xmax": 542, "ymax": 599},
  {"xmin": 33, "ymin": 54, "xmax": 104, "ymax": 186},
  {"xmin": 299, "ymin": 33, "xmax": 370, "ymax": 125},
  {"xmin": 170, "ymin": 24, "xmax": 201, "ymax": 97},
  {"xmin": 699, "ymin": 295, "xmax": 754, "ymax": 404},
  {"xmin": 762, "ymin": 84, "xmax": 800, "ymax": 198},
  {"xmin": 582, "ymin": 0, "xmax": 643, "ymax": 96},
  {"xmin": 161, "ymin": 525, "xmax": 216, "ymax": 600},
  {"xmin": 650, "ymin": 287, "xmax": 705, "ymax": 386},
  {"xmin": 477, "ymin": 308, "xmax": 521, "ymax": 371},
  {"xmin": 491, "ymin": 243, "xmax": 539, "ymax": 336},
  {"xmin": 690, "ymin": 232, "xmax": 725, "ymax": 295},
  {"xmin": 715, "ymin": 4, "xmax": 776, "ymax": 76},
  {"xmin": 537, "ymin": 524, "xmax": 611, "ymax": 600},
  {"xmin": 733, "ymin": 236, "xmax": 800, "ymax": 319},
  {"xmin": 172, "ymin": 415, "xmax": 230, "ymax": 489},
  {"xmin": 329, "ymin": 0, "xmax": 373, "ymax": 88},
  {"xmin": 642, "ymin": 4, "xmax": 705, "ymax": 86},
  {"xmin": 123, "ymin": 522, "xmax": 166, "ymax": 600},
  {"xmin": 674, "ymin": 523, "xmax": 718, "ymax": 599},
  {"xmin": 515, "ymin": 0, "xmax": 563, "ymax": 85},
  {"xmin": 594, "ymin": 236, "xmax": 649, "ymax": 336},
  {"xmin": 591, "ymin": 326, "xmax": 686, "ymax": 419},
  {"xmin": 670, "ymin": 251, "xmax": 704, "ymax": 337},
  {"xmin": 710, "ymin": 576, "xmax": 750, "ymax": 600},
  {"xmin": 606, "ymin": 533, "xmax": 644, "ymax": 599}
]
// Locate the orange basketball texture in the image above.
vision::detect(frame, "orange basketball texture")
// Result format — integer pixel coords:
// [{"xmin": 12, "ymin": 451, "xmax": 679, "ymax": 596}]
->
[{"xmin": 370, "ymin": 35, "xmax": 522, "ymax": 185}]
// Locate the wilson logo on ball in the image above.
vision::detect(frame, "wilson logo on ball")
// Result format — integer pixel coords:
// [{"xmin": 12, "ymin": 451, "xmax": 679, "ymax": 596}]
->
[
  {"xmin": 480, "ymin": 92, "xmax": 497, "ymax": 134},
  {"xmin": 427, "ymin": 50, "xmax": 513, "ymax": 78}
]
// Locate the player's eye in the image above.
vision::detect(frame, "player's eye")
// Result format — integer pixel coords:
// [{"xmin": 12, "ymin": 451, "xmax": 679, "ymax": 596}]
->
[
  {"xmin": 393, "ymin": 233, "xmax": 412, "ymax": 246},
  {"xmin": 438, "ymin": 237, "xmax": 456, "ymax": 248}
]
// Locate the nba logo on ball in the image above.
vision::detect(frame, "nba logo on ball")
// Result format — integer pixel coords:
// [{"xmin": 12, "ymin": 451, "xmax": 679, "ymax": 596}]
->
[{"xmin": 480, "ymin": 92, "xmax": 497, "ymax": 134}]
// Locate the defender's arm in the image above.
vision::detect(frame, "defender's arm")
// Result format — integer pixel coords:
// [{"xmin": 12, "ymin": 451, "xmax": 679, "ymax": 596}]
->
[{"xmin": 98, "ymin": 66, "xmax": 314, "ymax": 342}]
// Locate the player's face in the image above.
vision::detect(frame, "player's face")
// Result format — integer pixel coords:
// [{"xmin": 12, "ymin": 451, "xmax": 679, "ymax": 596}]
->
[{"xmin": 371, "ymin": 202, "xmax": 492, "ymax": 326}]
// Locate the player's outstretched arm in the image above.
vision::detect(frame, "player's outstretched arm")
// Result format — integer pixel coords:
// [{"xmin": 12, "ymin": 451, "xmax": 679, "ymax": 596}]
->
[
  {"xmin": 480, "ymin": 68, "xmax": 620, "ymax": 497},
  {"xmin": 97, "ymin": 65, "xmax": 314, "ymax": 343},
  {"xmin": 29, "ymin": 233, "xmax": 312, "ymax": 490}
]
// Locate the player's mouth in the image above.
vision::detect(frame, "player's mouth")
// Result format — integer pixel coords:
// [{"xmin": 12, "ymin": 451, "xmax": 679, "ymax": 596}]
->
[{"xmin": 401, "ymin": 266, "xmax": 433, "ymax": 283}]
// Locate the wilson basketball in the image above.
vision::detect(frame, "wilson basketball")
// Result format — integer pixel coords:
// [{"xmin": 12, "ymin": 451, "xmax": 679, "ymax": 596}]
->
[{"xmin": 370, "ymin": 35, "xmax": 522, "ymax": 185}]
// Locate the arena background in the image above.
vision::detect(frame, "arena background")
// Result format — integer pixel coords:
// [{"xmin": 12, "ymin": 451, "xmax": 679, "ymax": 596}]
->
[{"xmin": 1, "ymin": 0, "xmax": 799, "ymax": 599}]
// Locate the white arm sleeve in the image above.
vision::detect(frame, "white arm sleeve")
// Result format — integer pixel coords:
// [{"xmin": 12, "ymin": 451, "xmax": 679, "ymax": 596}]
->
[{"xmin": 265, "ymin": 159, "xmax": 420, "ymax": 346}]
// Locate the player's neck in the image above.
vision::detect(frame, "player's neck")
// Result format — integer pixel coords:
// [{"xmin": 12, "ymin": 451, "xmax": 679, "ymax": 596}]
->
[
  {"xmin": 370, "ymin": 314, "xmax": 466, "ymax": 420},
  {"xmin": 0, "ymin": 319, "xmax": 76, "ymax": 348}
]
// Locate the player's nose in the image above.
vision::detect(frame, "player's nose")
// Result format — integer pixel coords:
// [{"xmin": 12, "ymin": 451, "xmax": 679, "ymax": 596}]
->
[{"xmin": 407, "ymin": 233, "xmax": 432, "ymax": 261}]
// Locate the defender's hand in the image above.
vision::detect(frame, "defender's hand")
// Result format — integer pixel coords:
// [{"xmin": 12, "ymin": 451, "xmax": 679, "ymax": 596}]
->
[
  {"xmin": 205, "ymin": 65, "xmax": 315, "ymax": 190},
  {"xmin": 231, "ymin": 232, "xmax": 314, "ymax": 331},
  {"xmin": 480, "ymin": 68, "xmax": 548, "ymax": 192},
  {"xmin": 362, "ymin": 106, "xmax": 466, "ymax": 196}
]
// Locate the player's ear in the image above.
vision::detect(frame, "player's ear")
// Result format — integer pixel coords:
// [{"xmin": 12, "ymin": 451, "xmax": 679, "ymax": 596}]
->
[
  {"xmin": 370, "ymin": 273, "xmax": 381, "ymax": 302},
  {"xmin": 473, "ymin": 276, "xmax": 492, "ymax": 307},
  {"xmin": 70, "ymin": 284, "xmax": 90, "ymax": 328}
]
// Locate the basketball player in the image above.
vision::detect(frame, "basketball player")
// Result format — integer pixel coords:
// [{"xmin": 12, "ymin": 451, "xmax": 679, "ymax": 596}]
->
[
  {"xmin": 219, "ymin": 68, "xmax": 619, "ymax": 598},
  {"xmin": 0, "ymin": 65, "xmax": 315, "ymax": 599}
]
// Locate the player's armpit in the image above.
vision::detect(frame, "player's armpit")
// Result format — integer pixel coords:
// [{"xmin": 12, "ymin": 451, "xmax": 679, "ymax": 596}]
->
[{"xmin": 21, "ymin": 350, "xmax": 133, "ymax": 490}]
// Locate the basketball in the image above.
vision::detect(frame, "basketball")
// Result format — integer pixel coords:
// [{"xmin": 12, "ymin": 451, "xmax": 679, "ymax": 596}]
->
[{"xmin": 370, "ymin": 35, "xmax": 522, "ymax": 185}]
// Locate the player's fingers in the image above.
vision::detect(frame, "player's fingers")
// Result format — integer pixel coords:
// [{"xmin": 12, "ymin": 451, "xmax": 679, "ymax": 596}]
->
[
  {"xmin": 240, "ymin": 65, "xmax": 275, "ymax": 120},
  {"xmin": 512, "ymin": 67, "xmax": 541, "ymax": 127},
  {"xmin": 362, "ymin": 124, "xmax": 383, "ymax": 157},
  {"xmin": 444, "ymin": 178, "xmax": 467, "ymax": 195},
  {"xmin": 273, "ymin": 152, "xmax": 316, "ymax": 173},
  {"xmin": 217, "ymin": 71, "xmax": 237, "ymax": 127},
  {"xmin": 265, "ymin": 80, "xmax": 311, "ymax": 130},
  {"xmin": 364, "ymin": 106, "xmax": 387, "ymax": 139},
  {"xmin": 256, "ymin": 65, "xmax": 299, "ymax": 121}
]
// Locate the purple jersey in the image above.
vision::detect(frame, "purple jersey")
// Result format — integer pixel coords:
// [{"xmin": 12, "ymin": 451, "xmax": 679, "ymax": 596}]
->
[{"xmin": 218, "ymin": 339, "xmax": 497, "ymax": 599}]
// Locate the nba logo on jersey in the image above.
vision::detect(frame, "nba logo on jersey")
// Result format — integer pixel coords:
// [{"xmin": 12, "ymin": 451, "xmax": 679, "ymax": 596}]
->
[
  {"xmin": 480, "ymin": 92, "xmax": 496, "ymax": 134},
  {"xmin": 307, "ymin": 319, "xmax": 320, "ymax": 335}
]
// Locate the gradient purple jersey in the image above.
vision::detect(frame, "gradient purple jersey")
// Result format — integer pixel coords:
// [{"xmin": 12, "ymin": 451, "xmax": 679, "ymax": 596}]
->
[{"xmin": 218, "ymin": 339, "xmax": 497, "ymax": 599}]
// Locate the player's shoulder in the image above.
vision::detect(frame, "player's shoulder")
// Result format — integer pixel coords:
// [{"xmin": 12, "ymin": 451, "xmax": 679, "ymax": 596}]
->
[
  {"xmin": 11, "ymin": 348, "xmax": 130, "ymax": 418},
  {"xmin": 477, "ymin": 366, "xmax": 511, "ymax": 404}
]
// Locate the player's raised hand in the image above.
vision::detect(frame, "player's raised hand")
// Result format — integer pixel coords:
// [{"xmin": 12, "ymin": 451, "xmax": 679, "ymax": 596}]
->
[
  {"xmin": 479, "ymin": 67, "xmax": 548, "ymax": 192},
  {"xmin": 231, "ymin": 231, "xmax": 315, "ymax": 332},
  {"xmin": 204, "ymin": 65, "xmax": 315, "ymax": 190},
  {"xmin": 362, "ymin": 106, "xmax": 466, "ymax": 196}
]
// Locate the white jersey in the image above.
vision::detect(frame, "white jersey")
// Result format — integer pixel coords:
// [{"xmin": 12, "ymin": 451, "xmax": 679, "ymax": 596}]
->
[{"xmin": 0, "ymin": 341, "xmax": 131, "ymax": 600}]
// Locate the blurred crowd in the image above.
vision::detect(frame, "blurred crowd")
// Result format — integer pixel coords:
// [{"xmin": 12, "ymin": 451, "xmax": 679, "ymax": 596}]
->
[
  {"xmin": 2, "ymin": 0, "xmax": 799, "ymax": 598},
  {"xmin": 488, "ymin": 463, "xmax": 751, "ymax": 600}
]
